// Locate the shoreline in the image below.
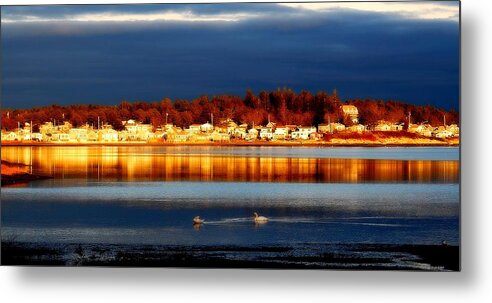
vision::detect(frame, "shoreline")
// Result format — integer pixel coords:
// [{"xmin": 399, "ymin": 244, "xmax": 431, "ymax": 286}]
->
[
  {"xmin": 0, "ymin": 241, "xmax": 459, "ymax": 270},
  {"xmin": 1, "ymin": 160, "xmax": 52, "ymax": 186},
  {"xmin": 1, "ymin": 140, "xmax": 459, "ymax": 148}
]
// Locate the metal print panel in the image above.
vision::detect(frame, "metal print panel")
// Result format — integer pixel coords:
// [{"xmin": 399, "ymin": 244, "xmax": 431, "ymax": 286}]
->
[{"xmin": 0, "ymin": 1, "xmax": 460, "ymax": 270}]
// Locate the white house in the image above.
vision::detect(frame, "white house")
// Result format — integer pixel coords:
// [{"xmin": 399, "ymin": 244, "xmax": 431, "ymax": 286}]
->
[
  {"xmin": 446, "ymin": 124, "xmax": 460, "ymax": 136},
  {"xmin": 374, "ymin": 121, "xmax": 404, "ymax": 132},
  {"xmin": 1, "ymin": 131, "xmax": 18, "ymax": 141},
  {"xmin": 51, "ymin": 133, "xmax": 70, "ymax": 142},
  {"xmin": 123, "ymin": 120, "xmax": 153, "ymax": 141},
  {"xmin": 317, "ymin": 124, "xmax": 331, "ymax": 133},
  {"xmin": 69, "ymin": 128, "xmax": 88, "ymax": 142},
  {"xmin": 374, "ymin": 121, "xmax": 392, "ymax": 132},
  {"xmin": 188, "ymin": 124, "xmax": 202, "ymax": 133},
  {"xmin": 319, "ymin": 123, "xmax": 345, "ymax": 133},
  {"xmin": 273, "ymin": 127, "xmax": 289, "ymax": 140},
  {"xmin": 212, "ymin": 131, "xmax": 231, "ymax": 142},
  {"xmin": 31, "ymin": 133, "xmax": 43, "ymax": 141},
  {"xmin": 99, "ymin": 128, "xmax": 118, "ymax": 142},
  {"xmin": 234, "ymin": 127, "xmax": 248, "ymax": 139},
  {"xmin": 347, "ymin": 124, "xmax": 366, "ymax": 133},
  {"xmin": 435, "ymin": 130, "xmax": 454, "ymax": 138},
  {"xmin": 247, "ymin": 128, "xmax": 258, "ymax": 140},
  {"xmin": 200, "ymin": 122, "xmax": 213, "ymax": 132},
  {"xmin": 259, "ymin": 127, "xmax": 273, "ymax": 140},
  {"xmin": 291, "ymin": 126, "xmax": 316, "ymax": 140},
  {"xmin": 191, "ymin": 132, "xmax": 212, "ymax": 142},
  {"xmin": 408, "ymin": 123, "xmax": 434, "ymax": 137}
]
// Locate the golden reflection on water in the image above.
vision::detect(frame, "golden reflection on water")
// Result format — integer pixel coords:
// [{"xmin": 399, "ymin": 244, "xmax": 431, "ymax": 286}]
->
[{"xmin": 1, "ymin": 146, "xmax": 459, "ymax": 183}]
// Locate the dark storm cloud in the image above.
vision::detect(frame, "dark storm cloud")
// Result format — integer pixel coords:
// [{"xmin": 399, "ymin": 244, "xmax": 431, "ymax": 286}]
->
[
  {"xmin": 1, "ymin": 3, "xmax": 295, "ymax": 17},
  {"xmin": 1, "ymin": 2, "xmax": 459, "ymax": 110}
]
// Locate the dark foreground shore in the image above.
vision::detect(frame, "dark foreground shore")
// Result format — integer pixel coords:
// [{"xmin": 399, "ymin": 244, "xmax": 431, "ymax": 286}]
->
[{"xmin": 1, "ymin": 241, "xmax": 459, "ymax": 271}]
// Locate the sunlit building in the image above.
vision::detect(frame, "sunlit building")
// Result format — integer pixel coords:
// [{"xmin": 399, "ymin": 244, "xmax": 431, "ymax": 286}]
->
[{"xmin": 340, "ymin": 105, "xmax": 359, "ymax": 124}]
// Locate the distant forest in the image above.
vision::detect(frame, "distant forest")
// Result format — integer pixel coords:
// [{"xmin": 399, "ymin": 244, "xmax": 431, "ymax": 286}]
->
[{"xmin": 1, "ymin": 88, "xmax": 459, "ymax": 131}]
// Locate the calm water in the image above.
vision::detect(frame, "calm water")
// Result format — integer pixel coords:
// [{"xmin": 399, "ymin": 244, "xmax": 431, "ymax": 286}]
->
[{"xmin": 1, "ymin": 146, "xmax": 460, "ymax": 246}]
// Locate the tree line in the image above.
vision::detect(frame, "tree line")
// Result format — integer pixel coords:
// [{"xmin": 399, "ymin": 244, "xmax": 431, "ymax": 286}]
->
[{"xmin": 1, "ymin": 88, "xmax": 459, "ymax": 132}]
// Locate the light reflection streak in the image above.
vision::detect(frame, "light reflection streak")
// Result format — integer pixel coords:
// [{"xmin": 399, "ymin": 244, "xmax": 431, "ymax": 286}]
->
[{"xmin": 1, "ymin": 146, "xmax": 459, "ymax": 183}]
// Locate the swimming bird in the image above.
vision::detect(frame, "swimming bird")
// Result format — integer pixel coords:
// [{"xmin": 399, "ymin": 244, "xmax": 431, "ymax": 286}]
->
[
  {"xmin": 193, "ymin": 216, "xmax": 204, "ymax": 225},
  {"xmin": 253, "ymin": 212, "xmax": 268, "ymax": 223}
]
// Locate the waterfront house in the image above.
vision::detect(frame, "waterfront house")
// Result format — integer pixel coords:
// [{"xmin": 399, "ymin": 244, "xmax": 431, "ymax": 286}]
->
[
  {"xmin": 234, "ymin": 126, "xmax": 248, "ymax": 139},
  {"xmin": 310, "ymin": 132, "xmax": 324, "ymax": 140},
  {"xmin": 446, "ymin": 124, "xmax": 460, "ymax": 136},
  {"xmin": 259, "ymin": 127, "xmax": 273, "ymax": 140},
  {"xmin": 152, "ymin": 129, "xmax": 166, "ymax": 141},
  {"xmin": 174, "ymin": 130, "xmax": 190, "ymax": 143},
  {"xmin": 285, "ymin": 125, "xmax": 298, "ymax": 134},
  {"xmin": 266, "ymin": 121, "xmax": 276, "ymax": 129},
  {"xmin": 214, "ymin": 125, "xmax": 229, "ymax": 133},
  {"xmin": 291, "ymin": 126, "xmax": 316, "ymax": 140},
  {"xmin": 118, "ymin": 130, "xmax": 130, "ymax": 142},
  {"xmin": 319, "ymin": 123, "xmax": 345, "ymax": 133},
  {"xmin": 58, "ymin": 121, "xmax": 73, "ymax": 133},
  {"xmin": 51, "ymin": 132, "xmax": 70, "ymax": 142},
  {"xmin": 123, "ymin": 119, "xmax": 137, "ymax": 132},
  {"xmin": 69, "ymin": 128, "xmax": 88, "ymax": 142},
  {"xmin": 163, "ymin": 123, "xmax": 174, "ymax": 131},
  {"xmin": 392, "ymin": 123, "xmax": 404, "ymax": 131},
  {"xmin": 212, "ymin": 131, "xmax": 231, "ymax": 142},
  {"xmin": 317, "ymin": 124, "xmax": 331, "ymax": 133},
  {"xmin": 166, "ymin": 128, "xmax": 190, "ymax": 143},
  {"xmin": 123, "ymin": 119, "xmax": 153, "ymax": 141},
  {"xmin": 99, "ymin": 127, "xmax": 118, "ymax": 142},
  {"xmin": 374, "ymin": 121, "xmax": 392, "ymax": 131},
  {"xmin": 408, "ymin": 123, "xmax": 434, "ymax": 137},
  {"xmin": 374, "ymin": 121, "xmax": 404, "ymax": 132},
  {"xmin": 1, "ymin": 131, "xmax": 18, "ymax": 141},
  {"xmin": 218, "ymin": 118, "xmax": 238, "ymax": 134},
  {"xmin": 347, "ymin": 124, "xmax": 366, "ymax": 133},
  {"xmin": 200, "ymin": 122, "xmax": 213, "ymax": 133},
  {"xmin": 226, "ymin": 120, "xmax": 238, "ymax": 134},
  {"xmin": 39, "ymin": 122, "xmax": 55, "ymax": 137},
  {"xmin": 247, "ymin": 128, "xmax": 259, "ymax": 140},
  {"xmin": 189, "ymin": 124, "xmax": 202, "ymax": 133},
  {"xmin": 331, "ymin": 123, "xmax": 346, "ymax": 132},
  {"xmin": 31, "ymin": 133, "xmax": 43, "ymax": 141},
  {"xmin": 273, "ymin": 126, "xmax": 289, "ymax": 140},
  {"xmin": 435, "ymin": 129, "xmax": 454, "ymax": 139},
  {"xmin": 191, "ymin": 132, "xmax": 212, "ymax": 142}
]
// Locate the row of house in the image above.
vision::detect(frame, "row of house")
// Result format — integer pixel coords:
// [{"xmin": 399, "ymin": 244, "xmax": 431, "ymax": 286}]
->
[
  {"xmin": 408, "ymin": 123, "xmax": 460, "ymax": 138},
  {"xmin": 1, "ymin": 117, "xmax": 459, "ymax": 143}
]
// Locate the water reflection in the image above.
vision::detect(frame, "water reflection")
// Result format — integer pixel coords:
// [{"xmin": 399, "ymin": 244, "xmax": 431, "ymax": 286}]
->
[{"xmin": 1, "ymin": 146, "xmax": 459, "ymax": 183}]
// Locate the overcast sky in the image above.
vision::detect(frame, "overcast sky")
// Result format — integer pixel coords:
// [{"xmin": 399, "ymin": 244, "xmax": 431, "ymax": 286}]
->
[{"xmin": 1, "ymin": 1, "xmax": 460, "ymax": 110}]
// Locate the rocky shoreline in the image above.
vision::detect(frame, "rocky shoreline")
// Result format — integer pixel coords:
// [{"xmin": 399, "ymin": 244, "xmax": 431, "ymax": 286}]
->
[{"xmin": 1, "ymin": 160, "xmax": 52, "ymax": 186}]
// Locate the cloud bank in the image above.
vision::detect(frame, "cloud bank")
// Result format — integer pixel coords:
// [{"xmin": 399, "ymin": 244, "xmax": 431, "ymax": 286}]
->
[{"xmin": 1, "ymin": 2, "xmax": 460, "ymax": 109}]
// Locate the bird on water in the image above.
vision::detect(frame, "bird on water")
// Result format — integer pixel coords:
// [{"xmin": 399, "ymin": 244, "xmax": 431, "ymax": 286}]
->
[
  {"xmin": 253, "ymin": 212, "xmax": 268, "ymax": 223},
  {"xmin": 193, "ymin": 216, "xmax": 204, "ymax": 225}
]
